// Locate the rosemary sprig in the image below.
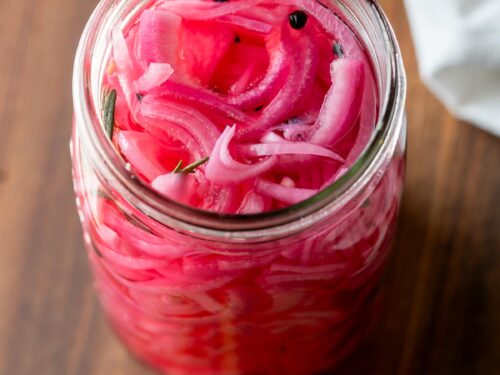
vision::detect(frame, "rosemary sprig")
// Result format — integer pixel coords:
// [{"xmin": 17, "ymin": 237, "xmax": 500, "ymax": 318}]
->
[
  {"xmin": 101, "ymin": 88, "xmax": 109, "ymax": 108},
  {"xmin": 103, "ymin": 89, "xmax": 117, "ymax": 139},
  {"xmin": 173, "ymin": 157, "xmax": 209, "ymax": 175},
  {"xmin": 172, "ymin": 160, "xmax": 184, "ymax": 174}
]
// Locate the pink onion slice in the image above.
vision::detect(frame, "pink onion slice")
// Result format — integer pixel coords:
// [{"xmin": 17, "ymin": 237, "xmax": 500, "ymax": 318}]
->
[
  {"xmin": 180, "ymin": 20, "xmax": 235, "ymax": 85},
  {"xmin": 136, "ymin": 9, "xmax": 182, "ymax": 67},
  {"xmin": 260, "ymin": 131, "xmax": 286, "ymax": 144},
  {"xmin": 158, "ymin": 0, "xmax": 264, "ymax": 19},
  {"xmin": 136, "ymin": 63, "xmax": 174, "ymax": 92},
  {"xmin": 241, "ymin": 142, "xmax": 344, "ymax": 162},
  {"xmin": 237, "ymin": 191, "xmax": 270, "ymax": 214},
  {"xmin": 196, "ymin": 180, "xmax": 240, "ymax": 213},
  {"xmin": 266, "ymin": 30, "xmax": 318, "ymax": 116},
  {"xmin": 100, "ymin": 200, "xmax": 188, "ymax": 258},
  {"xmin": 152, "ymin": 173, "xmax": 197, "ymax": 205},
  {"xmin": 310, "ymin": 59, "xmax": 365, "ymax": 145},
  {"xmin": 230, "ymin": 61, "xmax": 256, "ymax": 95},
  {"xmin": 112, "ymin": 29, "xmax": 141, "ymax": 108},
  {"xmin": 219, "ymin": 14, "xmax": 273, "ymax": 34},
  {"xmin": 227, "ymin": 28, "xmax": 290, "ymax": 109},
  {"xmin": 255, "ymin": 179, "xmax": 318, "ymax": 205},
  {"xmin": 137, "ymin": 95, "xmax": 220, "ymax": 156},
  {"xmin": 96, "ymin": 232, "xmax": 172, "ymax": 270},
  {"xmin": 238, "ymin": 3, "xmax": 291, "ymax": 26},
  {"xmin": 205, "ymin": 126, "xmax": 277, "ymax": 185},
  {"xmin": 345, "ymin": 72, "xmax": 378, "ymax": 165},
  {"xmin": 117, "ymin": 130, "xmax": 183, "ymax": 181},
  {"xmin": 239, "ymin": 28, "xmax": 319, "ymax": 139},
  {"xmin": 105, "ymin": 264, "xmax": 235, "ymax": 293},
  {"xmin": 151, "ymin": 81, "xmax": 252, "ymax": 122}
]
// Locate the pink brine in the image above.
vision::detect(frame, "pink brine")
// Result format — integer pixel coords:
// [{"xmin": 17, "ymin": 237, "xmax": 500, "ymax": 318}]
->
[{"xmin": 72, "ymin": 0, "xmax": 406, "ymax": 374}]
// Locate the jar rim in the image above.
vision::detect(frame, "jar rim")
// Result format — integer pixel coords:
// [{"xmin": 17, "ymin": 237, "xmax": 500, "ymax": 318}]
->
[{"xmin": 73, "ymin": 0, "xmax": 406, "ymax": 240}]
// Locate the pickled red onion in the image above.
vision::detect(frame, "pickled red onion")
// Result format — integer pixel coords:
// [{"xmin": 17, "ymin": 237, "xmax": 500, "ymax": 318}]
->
[
  {"xmin": 310, "ymin": 59, "xmax": 364, "ymax": 145},
  {"xmin": 255, "ymin": 179, "xmax": 318, "ymax": 204},
  {"xmin": 136, "ymin": 63, "xmax": 174, "ymax": 92},
  {"xmin": 205, "ymin": 126, "xmax": 277, "ymax": 185},
  {"xmin": 152, "ymin": 173, "xmax": 197, "ymax": 205},
  {"xmin": 241, "ymin": 142, "xmax": 344, "ymax": 162}
]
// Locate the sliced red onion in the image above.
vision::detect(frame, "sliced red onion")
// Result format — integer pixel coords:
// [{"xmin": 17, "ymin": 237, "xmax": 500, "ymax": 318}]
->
[
  {"xmin": 263, "ymin": 30, "xmax": 318, "ymax": 120},
  {"xmin": 230, "ymin": 61, "xmax": 256, "ymax": 95},
  {"xmin": 241, "ymin": 142, "xmax": 344, "ymax": 162},
  {"xmin": 112, "ymin": 30, "xmax": 140, "ymax": 108},
  {"xmin": 107, "ymin": 266, "xmax": 235, "ymax": 292},
  {"xmin": 260, "ymin": 131, "xmax": 285, "ymax": 144},
  {"xmin": 196, "ymin": 181, "xmax": 240, "ymax": 213},
  {"xmin": 238, "ymin": 4, "xmax": 291, "ymax": 26},
  {"xmin": 255, "ymin": 179, "xmax": 318, "ymax": 205},
  {"xmin": 136, "ymin": 9, "xmax": 182, "ymax": 66},
  {"xmin": 152, "ymin": 81, "xmax": 252, "ymax": 122},
  {"xmin": 151, "ymin": 173, "xmax": 197, "ymax": 205},
  {"xmin": 136, "ymin": 63, "xmax": 174, "ymax": 92},
  {"xmin": 239, "ymin": 28, "xmax": 319, "ymax": 139},
  {"xmin": 345, "ymin": 72, "xmax": 377, "ymax": 165},
  {"xmin": 103, "ymin": 0, "xmax": 377, "ymax": 214},
  {"xmin": 117, "ymin": 130, "xmax": 174, "ymax": 181},
  {"xmin": 237, "ymin": 191, "xmax": 270, "ymax": 214},
  {"xmin": 137, "ymin": 95, "xmax": 220, "ymax": 156},
  {"xmin": 310, "ymin": 59, "xmax": 364, "ymax": 145},
  {"xmin": 205, "ymin": 126, "xmax": 277, "ymax": 185},
  {"xmin": 158, "ymin": 0, "xmax": 263, "ymax": 19},
  {"xmin": 97, "ymin": 232, "xmax": 172, "ymax": 270},
  {"xmin": 97, "ymin": 203, "xmax": 189, "ymax": 261},
  {"xmin": 227, "ymin": 28, "xmax": 290, "ymax": 109},
  {"xmin": 180, "ymin": 20, "xmax": 235, "ymax": 85},
  {"xmin": 219, "ymin": 14, "xmax": 273, "ymax": 34}
]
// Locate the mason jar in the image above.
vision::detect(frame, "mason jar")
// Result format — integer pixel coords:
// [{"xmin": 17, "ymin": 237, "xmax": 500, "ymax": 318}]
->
[{"xmin": 71, "ymin": 1, "xmax": 406, "ymax": 374}]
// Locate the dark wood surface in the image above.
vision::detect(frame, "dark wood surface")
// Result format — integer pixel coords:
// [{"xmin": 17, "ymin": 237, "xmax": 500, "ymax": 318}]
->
[{"xmin": 0, "ymin": 0, "xmax": 498, "ymax": 374}]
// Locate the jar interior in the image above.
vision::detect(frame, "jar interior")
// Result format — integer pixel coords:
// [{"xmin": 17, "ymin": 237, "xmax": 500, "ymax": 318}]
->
[{"xmin": 73, "ymin": 0, "xmax": 405, "ymax": 237}]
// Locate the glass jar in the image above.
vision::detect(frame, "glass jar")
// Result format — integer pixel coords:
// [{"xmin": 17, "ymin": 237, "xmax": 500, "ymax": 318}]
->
[{"xmin": 72, "ymin": 1, "xmax": 406, "ymax": 374}]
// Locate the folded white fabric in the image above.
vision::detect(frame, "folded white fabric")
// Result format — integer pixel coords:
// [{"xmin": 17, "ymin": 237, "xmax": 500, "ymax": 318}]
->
[{"xmin": 404, "ymin": 0, "xmax": 500, "ymax": 136}]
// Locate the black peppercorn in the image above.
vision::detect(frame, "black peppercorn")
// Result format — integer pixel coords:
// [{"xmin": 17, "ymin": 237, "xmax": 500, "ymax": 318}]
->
[
  {"xmin": 333, "ymin": 42, "xmax": 345, "ymax": 58},
  {"xmin": 289, "ymin": 10, "xmax": 308, "ymax": 30}
]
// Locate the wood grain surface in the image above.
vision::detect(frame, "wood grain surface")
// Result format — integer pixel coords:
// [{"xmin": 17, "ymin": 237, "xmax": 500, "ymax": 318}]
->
[{"xmin": 0, "ymin": 0, "xmax": 499, "ymax": 374}]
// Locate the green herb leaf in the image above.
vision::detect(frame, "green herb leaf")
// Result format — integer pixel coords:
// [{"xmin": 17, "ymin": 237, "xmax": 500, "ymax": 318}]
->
[
  {"xmin": 172, "ymin": 160, "xmax": 184, "ymax": 174},
  {"xmin": 177, "ymin": 157, "xmax": 209, "ymax": 175},
  {"xmin": 103, "ymin": 89, "xmax": 117, "ymax": 139}
]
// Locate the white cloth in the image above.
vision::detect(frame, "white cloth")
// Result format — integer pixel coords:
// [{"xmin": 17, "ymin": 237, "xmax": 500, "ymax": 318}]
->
[{"xmin": 404, "ymin": 0, "xmax": 500, "ymax": 136}]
